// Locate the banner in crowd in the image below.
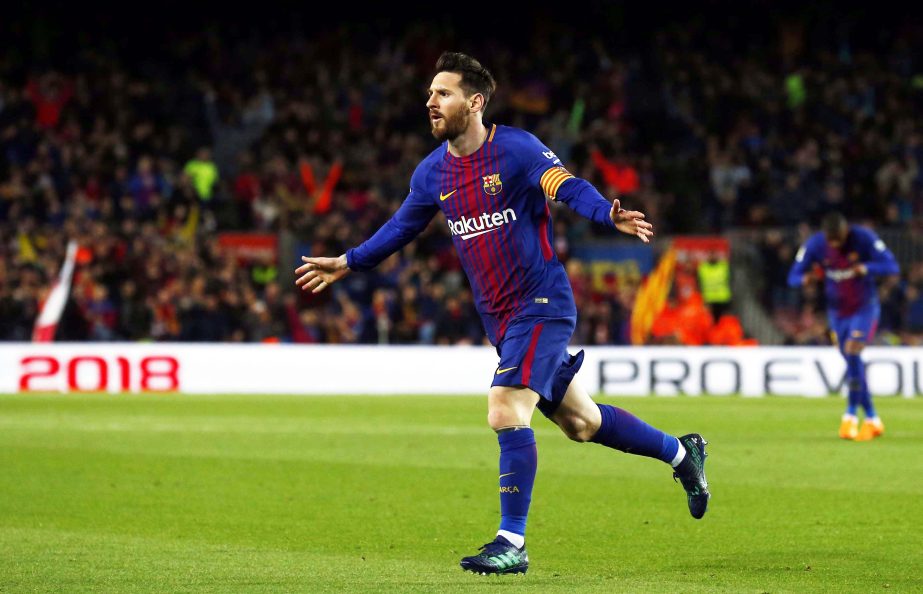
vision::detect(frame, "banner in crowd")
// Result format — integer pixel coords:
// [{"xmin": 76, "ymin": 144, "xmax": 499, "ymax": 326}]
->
[
  {"xmin": 2, "ymin": 344, "xmax": 922, "ymax": 397},
  {"xmin": 672, "ymin": 236, "xmax": 730, "ymax": 265},
  {"xmin": 570, "ymin": 243, "xmax": 655, "ymax": 274},
  {"xmin": 571, "ymin": 243, "xmax": 655, "ymax": 298},
  {"xmin": 217, "ymin": 233, "xmax": 277, "ymax": 264}
]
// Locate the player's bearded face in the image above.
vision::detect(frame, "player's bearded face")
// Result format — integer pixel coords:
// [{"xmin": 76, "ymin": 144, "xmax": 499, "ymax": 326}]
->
[
  {"xmin": 427, "ymin": 73, "xmax": 473, "ymax": 142},
  {"xmin": 430, "ymin": 99, "xmax": 470, "ymax": 141}
]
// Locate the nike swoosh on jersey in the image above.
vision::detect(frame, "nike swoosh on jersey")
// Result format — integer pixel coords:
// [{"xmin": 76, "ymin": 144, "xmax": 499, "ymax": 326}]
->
[
  {"xmin": 440, "ymin": 189, "xmax": 458, "ymax": 201},
  {"xmin": 499, "ymin": 472, "xmax": 516, "ymax": 478},
  {"xmin": 495, "ymin": 366, "xmax": 518, "ymax": 375}
]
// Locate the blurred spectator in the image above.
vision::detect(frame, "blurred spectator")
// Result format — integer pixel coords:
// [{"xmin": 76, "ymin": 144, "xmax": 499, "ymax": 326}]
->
[
  {"xmin": 650, "ymin": 285, "xmax": 713, "ymax": 346},
  {"xmin": 184, "ymin": 148, "xmax": 219, "ymax": 202},
  {"xmin": 697, "ymin": 251, "xmax": 731, "ymax": 319},
  {"xmin": 904, "ymin": 285, "xmax": 923, "ymax": 339},
  {"xmin": 25, "ymin": 73, "xmax": 73, "ymax": 129},
  {"xmin": 435, "ymin": 295, "xmax": 480, "ymax": 346},
  {"xmin": 204, "ymin": 87, "xmax": 275, "ymax": 178}
]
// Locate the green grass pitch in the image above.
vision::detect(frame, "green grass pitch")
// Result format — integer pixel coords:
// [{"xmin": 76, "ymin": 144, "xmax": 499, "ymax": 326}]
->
[{"xmin": 1, "ymin": 393, "xmax": 922, "ymax": 593}]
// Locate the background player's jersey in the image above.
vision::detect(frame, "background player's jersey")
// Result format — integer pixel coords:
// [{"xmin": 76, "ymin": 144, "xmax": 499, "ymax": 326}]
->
[
  {"xmin": 348, "ymin": 124, "xmax": 588, "ymax": 345},
  {"xmin": 787, "ymin": 225, "xmax": 899, "ymax": 316}
]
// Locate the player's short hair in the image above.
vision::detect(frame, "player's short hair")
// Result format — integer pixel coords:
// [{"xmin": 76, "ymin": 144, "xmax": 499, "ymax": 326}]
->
[
  {"xmin": 821, "ymin": 211, "xmax": 848, "ymax": 237},
  {"xmin": 435, "ymin": 52, "xmax": 496, "ymax": 108}
]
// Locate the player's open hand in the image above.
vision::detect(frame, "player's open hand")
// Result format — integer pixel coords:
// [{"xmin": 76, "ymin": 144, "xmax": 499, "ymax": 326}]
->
[
  {"xmin": 610, "ymin": 199, "xmax": 654, "ymax": 243},
  {"xmin": 295, "ymin": 254, "xmax": 351, "ymax": 294}
]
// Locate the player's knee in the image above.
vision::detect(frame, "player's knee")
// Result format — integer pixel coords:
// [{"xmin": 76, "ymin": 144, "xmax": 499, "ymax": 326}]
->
[
  {"xmin": 557, "ymin": 414, "xmax": 594, "ymax": 442},
  {"xmin": 487, "ymin": 407, "xmax": 520, "ymax": 431}
]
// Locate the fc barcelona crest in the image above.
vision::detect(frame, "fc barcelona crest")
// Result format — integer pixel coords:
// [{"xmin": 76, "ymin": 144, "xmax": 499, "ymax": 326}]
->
[{"xmin": 482, "ymin": 173, "xmax": 502, "ymax": 196}]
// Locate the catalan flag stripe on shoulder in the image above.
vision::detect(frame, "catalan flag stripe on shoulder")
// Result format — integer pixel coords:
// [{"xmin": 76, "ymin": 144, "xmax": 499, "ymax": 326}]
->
[{"xmin": 539, "ymin": 166, "xmax": 574, "ymax": 199}]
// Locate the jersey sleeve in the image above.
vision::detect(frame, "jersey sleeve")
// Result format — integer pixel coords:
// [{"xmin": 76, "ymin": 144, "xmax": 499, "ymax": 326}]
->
[
  {"xmin": 513, "ymin": 130, "xmax": 615, "ymax": 229},
  {"xmin": 345, "ymin": 166, "xmax": 438, "ymax": 272},
  {"xmin": 787, "ymin": 235, "xmax": 821, "ymax": 287},
  {"xmin": 858, "ymin": 229, "xmax": 900, "ymax": 277}
]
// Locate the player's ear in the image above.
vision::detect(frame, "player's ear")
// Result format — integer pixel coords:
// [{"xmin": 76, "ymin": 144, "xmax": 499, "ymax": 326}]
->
[{"xmin": 469, "ymin": 92, "xmax": 485, "ymax": 113}]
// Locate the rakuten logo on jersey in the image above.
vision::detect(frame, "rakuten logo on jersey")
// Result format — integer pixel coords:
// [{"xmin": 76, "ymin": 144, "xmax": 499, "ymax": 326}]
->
[
  {"xmin": 826, "ymin": 269, "xmax": 859, "ymax": 282},
  {"xmin": 447, "ymin": 208, "xmax": 517, "ymax": 240}
]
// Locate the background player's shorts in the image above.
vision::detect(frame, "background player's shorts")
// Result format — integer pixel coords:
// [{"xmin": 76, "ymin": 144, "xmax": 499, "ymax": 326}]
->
[
  {"xmin": 829, "ymin": 303, "xmax": 880, "ymax": 350},
  {"xmin": 491, "ymin": 316, "xmax": 583, "ymax": 417}
]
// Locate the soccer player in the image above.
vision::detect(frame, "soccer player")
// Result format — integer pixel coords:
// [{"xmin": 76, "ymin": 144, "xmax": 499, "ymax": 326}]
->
[
  {"xmin": 787, "ymin": 212, "xmax": 899, "ymax": 441},
  {"xmin": 295, "ymin": 52, "xmax": 709, "ymax": 575}
]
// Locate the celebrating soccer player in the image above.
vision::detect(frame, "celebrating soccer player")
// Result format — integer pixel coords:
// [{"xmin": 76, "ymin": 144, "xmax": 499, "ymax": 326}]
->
[
  {"xmin": 788, "ymin": 212, "xmax": 900, "ymax": 440},
  {"xmin": 295, "ymin": 52, "xmax": 710, "ymax": 575}
]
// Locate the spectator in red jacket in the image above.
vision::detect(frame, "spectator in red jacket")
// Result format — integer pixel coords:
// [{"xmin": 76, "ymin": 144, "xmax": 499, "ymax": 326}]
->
[{"xmin": 25, "ymin": 73, "xmax": 73, "ymax": 129}]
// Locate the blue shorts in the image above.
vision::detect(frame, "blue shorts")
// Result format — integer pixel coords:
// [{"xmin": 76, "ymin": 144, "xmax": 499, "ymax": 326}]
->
[
  {"xmin": 829, "ymin": 303, "xmax": 880, "ymax": 351},
  {"xmin": 491, "ymin": 316, "xmax": 584, "ymax": 416}
]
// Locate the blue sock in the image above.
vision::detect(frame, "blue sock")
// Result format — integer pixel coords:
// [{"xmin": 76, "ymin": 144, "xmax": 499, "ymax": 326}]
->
[
  {"xmin": 845, "ymin": 354, "xmax": 864, "ymax": 417},
  {"xmin": 590, "ymin": 404, "xmax": 679, "ymax": 463},
  {"xmin": 497, "ymin": 428, "xmax": 537, "ymax": 540},
  {"xmin": 859, "ymin": 386, "xmax": 876, "ymax": 418}
]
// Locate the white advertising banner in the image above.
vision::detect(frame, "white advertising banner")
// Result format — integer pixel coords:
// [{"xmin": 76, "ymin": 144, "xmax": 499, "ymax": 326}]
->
[{"xmin": 0, "ymin": 344, "xmax": 921, "ymax": 397}]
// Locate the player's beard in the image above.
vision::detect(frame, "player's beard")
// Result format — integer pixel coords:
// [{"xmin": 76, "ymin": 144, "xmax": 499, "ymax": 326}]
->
[{"xmin": 430, "ymin": 106, "xmax": 470, "ymax": 141}]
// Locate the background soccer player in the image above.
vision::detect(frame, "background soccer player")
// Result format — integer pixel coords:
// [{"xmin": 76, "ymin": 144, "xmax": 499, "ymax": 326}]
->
[
  {"xmin": 788, "ymin": 212, "xmax": 900, "ymax": 440},
  {"xmin": 295, "ymin": 52, "xmax": 710, "ymax": 576}
]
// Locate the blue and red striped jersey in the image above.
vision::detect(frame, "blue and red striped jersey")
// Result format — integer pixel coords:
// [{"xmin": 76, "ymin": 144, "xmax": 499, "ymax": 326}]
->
[
  {"xmin": 787, "ymin": 225, "xmax": 899, "ymax": 316},
  {"xmin": 347, "ymin": 123, "xmax": 615, "ymax": 345}
]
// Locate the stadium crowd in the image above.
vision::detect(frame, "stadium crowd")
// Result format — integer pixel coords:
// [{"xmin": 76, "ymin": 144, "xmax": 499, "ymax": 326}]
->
[{"xmin": 2, "ymin": 16, "xmax": 922, "ymax": 345}]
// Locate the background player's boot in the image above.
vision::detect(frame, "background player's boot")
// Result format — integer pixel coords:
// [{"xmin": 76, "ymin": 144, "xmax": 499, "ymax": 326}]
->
[
  {"xmin": 460, "ymin": 536, "xmax": 528, "ymax": 575},
  {"xmin": 855, "ymin": 418, "xmax": 884, "ymax": 441},
  {"xmin": 673, "ymin": 433, "xmax": 710, "ymax": 519},
  {"xmin": 839, "ymin": 415, "xmax": 858, "ymax": 440}
]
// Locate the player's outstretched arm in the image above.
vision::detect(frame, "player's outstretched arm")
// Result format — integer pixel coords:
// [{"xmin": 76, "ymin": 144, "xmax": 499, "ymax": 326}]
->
[
  {"xmin": 546, "ymin": 174, "xmax": 653, "ymax": 243},
  {"xmin": 609, "ymin": 198, "xmax": 654, "ymax": 244},
  {"xmin": 295, "ymin": 255, "xmax": 350, "ymax": 294}
]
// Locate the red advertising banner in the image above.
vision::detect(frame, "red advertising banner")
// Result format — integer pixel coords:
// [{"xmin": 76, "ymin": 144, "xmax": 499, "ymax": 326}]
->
[
  {"xmin": 217, "ymin": 233, "xmax": 277, "ymax": 264},
  {"xmin": 672, "ymin": 236, "xmax": 730, "ymax": 266}
]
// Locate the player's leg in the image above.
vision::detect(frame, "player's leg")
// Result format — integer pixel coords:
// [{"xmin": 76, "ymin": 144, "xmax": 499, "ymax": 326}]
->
[
  {"xmin": 832, "ymin": 316, "xmax": 860, "ymax": 439},
  {"xmin": 547, "ymin": 376, "xmax": 710, "ymax": 519},
  {"xmin": 848, "ymin": 307, "xmax": 884, "ymax": 441},
  {"xmin": 845, "ymin": 339, "xmax": 883, "ymax": 440},
  {"xmin": 551, "ymin": 377, "xmax": 678, "ymax": 457},
  {"xmin": 487, "ymin": 385, "xmax": 539, "ymax": 548},
  {"xmin": 461, "ymin": 317, "xmax": 581, "ymax": 575},
  {"xmin": 459, "ymin": 385, "xmax": 536, "ymax": 575}
]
